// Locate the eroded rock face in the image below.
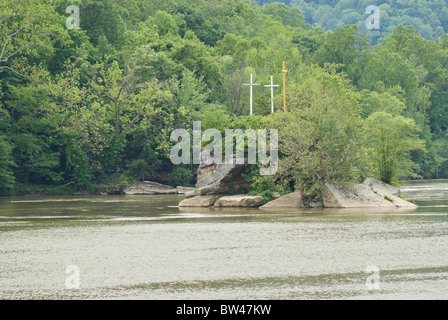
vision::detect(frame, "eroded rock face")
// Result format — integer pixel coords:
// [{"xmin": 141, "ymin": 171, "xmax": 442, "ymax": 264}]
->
[
  {"xmin": 184, "ymin": 190, "xmax": 196, "ymax": 198},
  {"xmin": 364, "ymin": 178, "xmax": 417, "ymax": 208},
  {"xmin": 123, "ymin": 181, "xmax": 178, "ymax": 195},
  {"xmin": 323, "ymin": 182, "xmax": 395, "ymax": 208},
  {"xmin": 363, "ymin": 178, "xmax": 400, "ymax": 195},
  {"xmin": 176, "ymin": 186, "xmax": 195, "ymax": 194},
  {"xmin": 195, "ymin": 155, "xmax": 252, "ymax": 196},
  {"xmin": 214, "ymin": 195, "xmax": 264, "ymax": 207},
  {"xmin": 178, "ymin": 195, "xmax": 220, "ymax": 207},
  {"xmin": 260, "ymin": 192, "xmax": 304, "ymax": 209},
  {"xmin": 323, "ymin": 179, "xmax": 417, "ymax": 208}
]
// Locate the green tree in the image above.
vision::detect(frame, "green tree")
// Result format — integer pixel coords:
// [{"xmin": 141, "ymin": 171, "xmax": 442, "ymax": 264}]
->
[
  {"xmin": 261, "ymin": 2, "xmax": 306, "ymax": 28},
  {"xmin": 313, "ymin": 25, "xmax": 370, "ymax": 84},
  {"xmin": 168, "ymin": 166, "xmax": 193, "ymax": 187},
  {"xmin": 0, "ymin": 0, "xmax": 66, "ymax": 77},
  {"xmin": 365, "ymin": 111, "xmax": 425, "ymax": 185},
  {"xmin": 56, "ymin": 0, "xmax": 127, "ymax": 48},
  {"xmin": 359, "ymin": 90, "xmax": 405, "ymax": 119},
  {"xmin": 4, "ymin": 71, "xmax": 65, "ymax": 185},
  {"xmin": 0, "ymin": 136, "xmax": 15, "ymax": 191},
  {"xmin": 152, "ymin": 11, "xmax": 179, "ymax": 37},
  {"xmin": 268, "ymin": 66, "xmax": 366, "ymax": 204}
]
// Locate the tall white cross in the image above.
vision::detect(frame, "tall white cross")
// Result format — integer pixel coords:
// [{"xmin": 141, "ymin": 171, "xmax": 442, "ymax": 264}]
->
[
  {"xmin": 264, "ymin": 75, "xmax": 279, "ymax": 114},
  {"xmin": 242, "ymin": 73, "xmax": 260, "ymax": 115}
]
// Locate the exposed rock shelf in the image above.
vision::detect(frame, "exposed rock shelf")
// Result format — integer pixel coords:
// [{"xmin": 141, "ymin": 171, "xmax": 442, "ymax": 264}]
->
[
  {"xmin": 323, "ymin": 178, "xmax": 417, "ymax": 209},
  {"xmin": 123, "ymin": 181, "xmax": 178, "ymax": 195},
  {"xmin": 260, "ymin": 192, "xmax": 304, "ymax": 209},
  {"xmin": 178, "ymin": 176, "xmax": 417, "ymax": 209}
]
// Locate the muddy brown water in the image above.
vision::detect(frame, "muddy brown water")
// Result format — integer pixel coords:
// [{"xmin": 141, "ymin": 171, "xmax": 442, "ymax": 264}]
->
[{"xmin": 0, "ymin": 180, "xmax": 447, "ymax": 299}]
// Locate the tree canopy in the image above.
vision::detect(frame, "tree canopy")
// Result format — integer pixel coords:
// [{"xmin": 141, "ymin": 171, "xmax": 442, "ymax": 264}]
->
[{"xmin": 0, "ymin": 0, "xmax": 447, "ymax": 196}]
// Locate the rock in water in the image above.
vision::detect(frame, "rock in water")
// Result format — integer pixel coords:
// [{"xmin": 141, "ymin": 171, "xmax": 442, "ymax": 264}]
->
[
  {"xmin": 195, "ymin": 155, "xmax": 252, "ymax": 196},
  {"xmin": 364, "ymin": 178, "xmax": 417, "ymax": 208},
  {"xmin": 323, "ymin": 182, "xmax": 396, "ymax": 208},
  {"xmin": 363, "ymin": 178, "xmax": 400, "ymax": 196},
  {"xmin": 214, "ymin": 195, "xmax": 264, "ymax": 207},
  {"xmin": 179, "ymin": 196, "xmax": 220, "ymax": 207},
  {"xmin": 123, "ymin": 181, "xmax": 178, "ymax": 195},
  {"xmin": 260, "ymin": 192, "xmax": 304, "ymax": 209},
  {"xmin": 323, "ymin": 179, "xmax": 417, "ymax": 208},
  {"xmin": 184, "ymin": 190, "xmax": 196, "ymax": 198},
  {"xmin": 176, "ymin": 186, "xmax": 195, "ymax": 194}
]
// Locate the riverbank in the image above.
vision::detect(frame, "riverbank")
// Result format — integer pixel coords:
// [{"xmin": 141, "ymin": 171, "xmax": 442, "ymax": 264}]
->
[
  {"xmin": 0, "ymin": 182, "xmax": 125, "ymax": 197},
  {"xmin": 1, "ymin": 178, "xmax": 441, "ymax": 202},
  {"xmin": 0, "ymin": 180, "xmax": 195, "ymax": 197}
]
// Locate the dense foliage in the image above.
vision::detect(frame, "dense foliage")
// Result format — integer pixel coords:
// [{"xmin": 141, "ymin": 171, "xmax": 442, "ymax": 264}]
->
[
  {"xmin": 0, "ymin": 0, "xmax": 447, "ymax": 197},
  {"xmin": 259, "ymin": 0, "xmax": 448, "ymax": 45}
]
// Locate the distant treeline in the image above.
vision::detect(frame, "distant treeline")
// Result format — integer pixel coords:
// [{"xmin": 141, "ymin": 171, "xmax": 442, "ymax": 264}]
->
[{"xmin": 257, "ymin": 0, "xmax": 448, "ymax": 44}]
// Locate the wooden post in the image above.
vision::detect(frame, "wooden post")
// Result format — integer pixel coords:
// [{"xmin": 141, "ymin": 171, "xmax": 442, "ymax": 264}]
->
[{"xmin": 282, "ymin": 60, "xmax": 287, "ymax": 112}]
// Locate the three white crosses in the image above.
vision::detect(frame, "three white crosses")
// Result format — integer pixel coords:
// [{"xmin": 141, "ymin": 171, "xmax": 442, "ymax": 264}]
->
[{"xmin": 243, "ymin": 74, "xmax": 279, "ymax": 115}]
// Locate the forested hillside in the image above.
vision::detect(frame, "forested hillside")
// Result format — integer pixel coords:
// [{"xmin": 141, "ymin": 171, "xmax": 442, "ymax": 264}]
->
[
  {"xmin": 258, "ymin": 0, "xmax": 448, "ymax": 44},
  {"xmin": 0, "ymin": 0, "xmax": 447, "ymax": 199}
]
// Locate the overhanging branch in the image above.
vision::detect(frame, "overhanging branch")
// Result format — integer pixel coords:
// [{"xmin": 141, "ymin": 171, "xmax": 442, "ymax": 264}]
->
[{"xmin": 0, "ymin": 65, "xmax": 28, "ymax": 78}]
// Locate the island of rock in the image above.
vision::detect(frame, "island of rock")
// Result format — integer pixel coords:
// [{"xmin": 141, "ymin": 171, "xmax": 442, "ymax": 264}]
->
[{"xmin": 178, "ymin": 159, "xmax": 417, "ymax": 209}]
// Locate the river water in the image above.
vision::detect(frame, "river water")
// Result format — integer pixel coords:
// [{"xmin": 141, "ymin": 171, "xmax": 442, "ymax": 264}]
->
[{"xmin": 0, "ymin": 180, "xmax": 447, "ymax": 300}]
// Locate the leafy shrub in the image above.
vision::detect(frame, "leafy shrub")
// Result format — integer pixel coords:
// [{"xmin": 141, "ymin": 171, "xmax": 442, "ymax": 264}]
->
[
  {"xmin": 0, "ymin": 137, "xmax": 15, "ymax": 192},
  {"xmin": 168, "ymin": 166, "xmax": 194, "ymax": 187},
  {"xmin": 249, "ymin": 175, "xmax": 276, "ymax": 204}
]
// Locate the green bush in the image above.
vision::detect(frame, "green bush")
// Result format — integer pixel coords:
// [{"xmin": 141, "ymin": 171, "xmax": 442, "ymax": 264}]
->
[
  {"xmin": 168, "ymin": 166, "xmax": 194, "ymax": 187},
  {"xmin": 248, "ymin": 175, "xmax": 276, "ymax": 204},
  {"xmin": 242, "ymin": 165, "xmax": 278, "ymax": 203},
  {"xmin": 0, "ymin": 137, "xmax": 15, "ymax": 192}
]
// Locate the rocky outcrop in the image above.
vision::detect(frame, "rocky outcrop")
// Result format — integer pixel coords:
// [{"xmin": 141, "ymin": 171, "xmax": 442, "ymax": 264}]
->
[
  {"xmin": 323, "ymin": 182, "xmax": 395, "ymax": 208},
  {"xmin": 363, "ymin": 178, "xmax": 400, "ymax": 195},
  {"xmin": 214, "ymin": 195, "xmax": 264, "ymax": 208},
  {"xmin": 310, "ymin": 202, "xmax": 324, "ymax": 208},
  {"xmin": 179, "ymin": 195, "xmax": 220, "ymax": 207},
  {"xmin": 272, "ymin": 192, "xmax": 281, "ymax": 199},
  {"xmin": 177, "ymin": 163, "xmax": 418, "ymax": 210},
  {"xmin": 195, "ymin": 155, "xmax": 252, "ymax": 196},
  {"xmin": 176, "ymin": 186, "xmax": 195, "ymax": 194},
  {"xmin": 123, "ymin": 181, "xmax": 178, "ymax": 195},
  {"xmin": 260, "ymin": 192, "xmax": 304, "ymax": 209},
  {"xmin": 364, "ymin": 178, "xmax": 417, "ymax": 208},
  {"xmin": 184, "ymin": 190, "xmax": 196, "ymax": 198},
  {"xmin": 323, "ymin": 179, "xmax": 417, "ymax": 209}
]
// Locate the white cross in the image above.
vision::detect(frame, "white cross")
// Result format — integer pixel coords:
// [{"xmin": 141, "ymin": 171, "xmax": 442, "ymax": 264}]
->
[
  {"xmin": 242, "ymin": 73, "xmax": 260, "ymax": 115},
  {"xmin": 264, "ymin": 75, "xmax": 279, "ymax": 114}
]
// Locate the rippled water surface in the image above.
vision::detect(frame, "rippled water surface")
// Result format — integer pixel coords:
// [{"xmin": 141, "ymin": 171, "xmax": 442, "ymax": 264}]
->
[{"xmin": 1, "ymin": 180, "xmax": 447, "ymax": 300}]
